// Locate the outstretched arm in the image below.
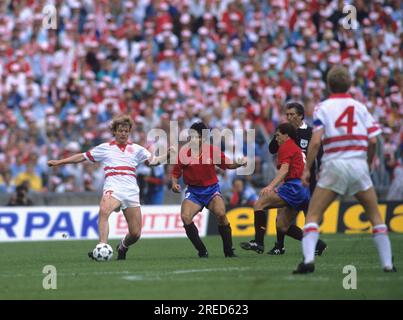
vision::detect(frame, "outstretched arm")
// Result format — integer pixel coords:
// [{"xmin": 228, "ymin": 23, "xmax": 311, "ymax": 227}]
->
[
  {"xmin": 171, "ymin": 158, "xmax": 182, "ymax": 193},
  {"xmin": 48, "ymin": 153, "xmax": 86, "ymax": 167},
  {"xmin": 225, "ymin": 156, "xmax": 247, "ymax": 169},
  {"xmin": 171, "ymin": 176, "xmax": 181, "ymax": 193},
  {"xmin": 146, "ymin": 146, "xmax": 176, "ymax": 167},
  {"xmin": 147, "ymin": 154, "xmax": 168, "ymax": 167},
  {"xmin": 260, "ymin": 163, "xmax": 289, "ymax": 196}
]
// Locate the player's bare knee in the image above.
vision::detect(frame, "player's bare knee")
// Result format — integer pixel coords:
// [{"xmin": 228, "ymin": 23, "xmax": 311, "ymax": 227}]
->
[
  {"xmin": 181, "ymin": 214, "xmax": 193, "ymax": 225},
  {"xmin": 99, "ymin": 208, "xmax": 111, "ymax": 218},
  {"xmin": 212, "ymin": 207, "xmax": 226, "ymax": 218},
  {"xmin": 254, "ymin": 200, "xmax": 264, "ymax": 212}
]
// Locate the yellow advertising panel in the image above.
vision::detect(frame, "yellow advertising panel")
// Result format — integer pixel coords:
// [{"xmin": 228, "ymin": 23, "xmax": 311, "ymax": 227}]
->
[{"xmin": 227, "ymin": 201, "xmax": 403, "ymax": 236}]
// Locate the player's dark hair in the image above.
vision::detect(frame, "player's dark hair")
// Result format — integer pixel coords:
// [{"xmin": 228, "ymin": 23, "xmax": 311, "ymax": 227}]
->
[
  {"xmin": 286, "ymin": 101, "xmax": 305, "ymax": 120},
  {"xmin": 277, "ymin": 122, "xmax": 297, "ymax": 144},
  {"xmin": 327, "ymin": 66, "xmax": 351, "ymax": 93},
  {"xmin": 111, "ymin": 115, "xmax": 133, "ymax": 133},
  {"xmin": 190, "ymin": 121, "xmax": 208, "ymax": 137}
]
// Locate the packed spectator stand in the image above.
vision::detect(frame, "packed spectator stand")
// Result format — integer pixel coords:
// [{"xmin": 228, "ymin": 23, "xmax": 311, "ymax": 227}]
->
[{"xmin": 0, "ymin": 0, "xmax": 401, "ymax": 204}]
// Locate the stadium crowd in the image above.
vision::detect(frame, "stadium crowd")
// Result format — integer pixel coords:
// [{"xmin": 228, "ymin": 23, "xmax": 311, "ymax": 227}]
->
[{"xmin": 0, "ymin": 0, "xmax": 402, "ymax": 203}]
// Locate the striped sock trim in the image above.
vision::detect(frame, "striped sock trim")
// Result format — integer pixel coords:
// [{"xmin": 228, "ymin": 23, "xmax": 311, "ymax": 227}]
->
[
  {"xmin": 372, "ymin": 224, "xmax": 388, "ymax": 235},
  {"xmin": 303, "ymin": 223, "xmax": 319, "ymax": 235}
]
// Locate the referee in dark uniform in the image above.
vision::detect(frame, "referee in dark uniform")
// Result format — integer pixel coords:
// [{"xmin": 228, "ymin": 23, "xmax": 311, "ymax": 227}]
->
[
  {"xmin": 267, "ymin": 101, "xmax": 326, "ymax": 255},
  {"xmin": 269, "ymin": 102, "xmax": 322, "ymax": 193}
]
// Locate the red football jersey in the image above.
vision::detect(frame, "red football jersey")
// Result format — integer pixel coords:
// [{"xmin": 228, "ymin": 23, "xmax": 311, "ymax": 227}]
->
[
  {"xmin": 277, "ymin": 138, "xmax": 305, "ymax": 181},
  {"xmin": 172, "ymin": 144, "xmax": 230, "ymax": 187}
]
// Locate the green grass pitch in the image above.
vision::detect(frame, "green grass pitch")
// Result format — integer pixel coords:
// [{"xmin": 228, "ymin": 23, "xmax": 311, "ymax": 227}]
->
[{"xmin": 0, "ymin": 234, "xmax": 402, "ymax": 300}]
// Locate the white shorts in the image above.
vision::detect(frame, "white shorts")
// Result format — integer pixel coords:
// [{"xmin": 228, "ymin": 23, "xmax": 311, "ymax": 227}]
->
[
  {"xmin": 317, "ymin": 158, "xmax": 373, "ymax": 196},
  {"xmin": 103, "ymin": 189, "xmax": 140, "ymax": 210}
]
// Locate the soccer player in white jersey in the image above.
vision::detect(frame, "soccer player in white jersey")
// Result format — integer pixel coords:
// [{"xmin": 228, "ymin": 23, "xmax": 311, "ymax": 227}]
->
[
  {"xmin": 293, "ymin": 66, "xmax": 396, "ymax": 274},
  {"xmin": 48, "ymin": 115, "xmax": 170, "ymax": 260}
]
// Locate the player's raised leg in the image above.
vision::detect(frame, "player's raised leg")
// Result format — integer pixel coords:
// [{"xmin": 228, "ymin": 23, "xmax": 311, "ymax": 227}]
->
[
  {"xmin": 207, "ymin": 195, "xmax": 235, "ymax": 257},
  {"xmin": 181, "ymin": 199, "xmax": 208, "ymax": 257},
  {"xmin": 293, "ymin": 187, "xmax": 336, "ymax": 274},
  {"xmin": 116, "ymin": 206, "xmax": 142, "ymax": 260},
  {"xmin": 241, "ymin": 191, "xmax": 287, "ymax": 254},
  {"xmin": 354, "ymin": 187, "xmax": 396, "ymax": 272}
]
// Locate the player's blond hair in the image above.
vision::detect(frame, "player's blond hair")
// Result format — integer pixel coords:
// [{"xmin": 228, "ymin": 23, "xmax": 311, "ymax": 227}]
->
[
  {"xmin": 327, "ymin": 66, "xmax": 351, "ymax": 93},
  {"xmin": 110, "ymin": 115, "xmax": 133, "ymax": 133}
]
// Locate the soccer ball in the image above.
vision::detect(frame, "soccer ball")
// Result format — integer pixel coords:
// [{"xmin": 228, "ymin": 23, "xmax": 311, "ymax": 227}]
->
[{"xmin": 92, "ymin": 243, "xmax": 113, "ymax": 261}]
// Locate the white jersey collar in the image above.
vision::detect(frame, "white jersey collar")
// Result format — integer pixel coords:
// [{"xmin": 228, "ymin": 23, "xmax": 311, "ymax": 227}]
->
[{"xmin": 299, "ymin": 122, "xmax": 308, "ymax": 129}]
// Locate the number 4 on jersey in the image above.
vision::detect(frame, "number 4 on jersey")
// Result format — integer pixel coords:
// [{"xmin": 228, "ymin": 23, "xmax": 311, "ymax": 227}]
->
[{"xmin": 335, "ymin": 106, "xmax": 357, "ymax": 134}]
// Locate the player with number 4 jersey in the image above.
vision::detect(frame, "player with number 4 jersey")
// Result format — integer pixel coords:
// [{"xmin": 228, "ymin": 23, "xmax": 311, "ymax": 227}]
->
[
  {"xmin": 314, "ymin": 97, "xmax": 381, "ymax": 163},
  {"xmin": 293, "ymin": 66, "xmax": 396, "ymax": 274}
]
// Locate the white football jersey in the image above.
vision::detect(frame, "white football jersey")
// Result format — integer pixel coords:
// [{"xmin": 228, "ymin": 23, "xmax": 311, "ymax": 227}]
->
[
  {"xmin": 313, "ymin": 93, "xmax": 382, "ymax": 162},
  {"xmin": 83, "ymin": 141, "xmax": 151, "ymax": 192}
]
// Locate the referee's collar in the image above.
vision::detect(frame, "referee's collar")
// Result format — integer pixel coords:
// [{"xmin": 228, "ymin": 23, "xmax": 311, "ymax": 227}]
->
[{"xmin": 299, "ymin": 122, "xmax": 308, "ymax": 129}]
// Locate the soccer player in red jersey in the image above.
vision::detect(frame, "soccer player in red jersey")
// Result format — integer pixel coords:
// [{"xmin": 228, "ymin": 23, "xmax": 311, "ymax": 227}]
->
[
  {"xmin": 171, "ymin": 122, "xmax": 247, "ymax": 258},
  {"xmin": 242, "ymin": 103, "xmax": 327, "ymax": 255},
  {"xmin": 240, "ymin": 123, "xmax": 310, "ymax": 254}
]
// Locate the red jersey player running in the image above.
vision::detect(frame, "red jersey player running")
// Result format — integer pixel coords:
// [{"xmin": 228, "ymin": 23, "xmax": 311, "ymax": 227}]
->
[
  {"xmin": 240, "ymin": 123, "xmax": 310, "ymax": 254},
  {"xmin": 48, "ymin": 115, "xmax": 169, "ymax": 260},
  {"xmin": 294, "ymin": 66, "xmax": 396, "ymax": 274},
  {"xmin": 171, "ymin": 122, "xmax": 247, "ymax": 258}
]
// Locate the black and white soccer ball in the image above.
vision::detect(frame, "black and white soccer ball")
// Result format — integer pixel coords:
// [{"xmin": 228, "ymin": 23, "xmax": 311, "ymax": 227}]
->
[{"xmin": 92, "ymin": 243, "xmax": 113, "ymax": 261}]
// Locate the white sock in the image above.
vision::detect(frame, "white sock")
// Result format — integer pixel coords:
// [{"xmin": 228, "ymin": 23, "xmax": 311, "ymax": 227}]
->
[
  {"xmin": 372, "ymin": 224, "xmax": 393, "ymax": 269},
  {"xmin": 302, "ymin": 223, "xmax": 319, "ymax": 264}
]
